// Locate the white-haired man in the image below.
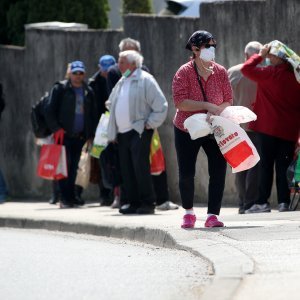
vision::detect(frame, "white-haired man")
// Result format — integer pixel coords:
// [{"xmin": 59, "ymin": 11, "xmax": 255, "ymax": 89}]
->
[
  {"xmin": 107, "ymin": 50, "xmax": 168, "ymax": 214},
  {"xmin": 227, "ymin": 41, "xmax": 263, "ymax": 214}
]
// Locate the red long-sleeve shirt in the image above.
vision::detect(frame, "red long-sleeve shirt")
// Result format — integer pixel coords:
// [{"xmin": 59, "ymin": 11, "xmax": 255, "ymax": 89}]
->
[
  {"xmin": 241, "ymin": 54, "xmax": 300, "ymax": 142},
  {"xmin": 172, "ymin": 60, "xmax": 233, "ymax": 131}
]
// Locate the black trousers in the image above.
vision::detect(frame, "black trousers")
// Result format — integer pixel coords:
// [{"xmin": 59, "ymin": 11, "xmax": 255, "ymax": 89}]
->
[
  {"xmin": 58, "ymin": 136, "xmax": 85, "ymax": 205},
  {"xmin": 235, "ymin": 131, "xmax": 260, "ymax": 210},
  {"xmin": 174, "ymin": 126, "xmax": 227, "ymax": 215},
  {"xmin": 152, "ymin": 171, "xmax": 169, "ymax": 205},
  {"xmin": 119, "ymin": 165, "xmax": 169, "ymax": 206},
  {"xmin": 255, "ymin": 133, "xmax": 295, "ymax": 205},
  {"xmin": 117, "ymin": 129, "xmax": 155, "ymax": 208}
]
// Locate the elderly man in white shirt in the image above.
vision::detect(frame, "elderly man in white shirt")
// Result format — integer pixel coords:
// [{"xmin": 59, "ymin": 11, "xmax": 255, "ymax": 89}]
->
[{"xmin": 107, "ymin": 50, "xmax": 168, "ymax": 214}]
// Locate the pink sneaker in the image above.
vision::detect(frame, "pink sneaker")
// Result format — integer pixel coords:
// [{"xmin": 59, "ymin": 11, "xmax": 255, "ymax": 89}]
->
[
  {"xmin": 205, "ymin": 215, "xmax": 224, "ymax": 228},
  {"xmin": 181, "ymin": 214, "xmax": 196, "ymax": 228}
]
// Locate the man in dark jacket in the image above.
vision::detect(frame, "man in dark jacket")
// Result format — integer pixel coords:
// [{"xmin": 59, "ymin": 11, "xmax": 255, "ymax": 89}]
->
[
  {"xmin": 85, "ymin": 55, "xmax": 117, "ymax": 206},
  {"xmin": 45, "ymin": 61, "xmax": 98, "ymax": 208},
  {"xmin": 89, "ymin": 55, "xmax": 116, "ymax": 120}
]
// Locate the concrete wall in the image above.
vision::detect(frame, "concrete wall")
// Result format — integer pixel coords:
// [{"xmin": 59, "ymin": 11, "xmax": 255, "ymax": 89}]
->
[{"xmin": 0, "ymin": 0, "xmax": 299, "ymax": 204}]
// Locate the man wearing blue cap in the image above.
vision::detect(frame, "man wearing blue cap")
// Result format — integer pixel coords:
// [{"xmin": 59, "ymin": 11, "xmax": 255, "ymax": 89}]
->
[
  {"xmin": 82, "ymin": 55, "xmax": 117, "ymax": 207},
  {"xmin": 45, "ymin": 60, "xmax": 98, "ymax": 208},
  {"xmin": 89, "ymin": 55, "xmax": 116, "ymax": 119}
]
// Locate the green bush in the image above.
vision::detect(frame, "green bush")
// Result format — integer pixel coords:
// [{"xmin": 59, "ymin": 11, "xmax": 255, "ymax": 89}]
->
[
  {"xmin": 122, "ymin": 0, "xmax": 153, "ymax": 14},
  {"xmin": 0, "ymin": 0, "xmax": 110, "ymax": 46}
]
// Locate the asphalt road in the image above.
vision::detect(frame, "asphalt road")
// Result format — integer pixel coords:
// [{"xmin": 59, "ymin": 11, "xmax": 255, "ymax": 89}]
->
[{"xmin": 0, "ymin": 228, "xmax": 211, "ymax": 300}]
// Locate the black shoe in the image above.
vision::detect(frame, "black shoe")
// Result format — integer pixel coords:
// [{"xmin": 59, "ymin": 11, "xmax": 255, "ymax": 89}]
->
[
  {"xmin": 278, "ymin": 202, "xmax": 290, "ymax": 212},
  {"xmin": 74, "ymin": 196, "xmax": 85, "ymax": 206},
  {"xmin": 136, "ymin": 205, "xmax": 155, "ymax": 215},
  {"xmin": 49, "ymin": 197, "xmax": 58, "ymax": 205},
  {"xmin": 100, "ymin": 197, "xmax": 113, "ymax": 206},
  {"xmin": 119, "ymin": 205, "xmax": 138, "ymax": 214},
  {"xmin": 238, "ymin": 207, "xmax": 245, "ymax": 214},
  {"xmin": 59, "ymin": 202, "xmax": 73, "ymax": 209}
]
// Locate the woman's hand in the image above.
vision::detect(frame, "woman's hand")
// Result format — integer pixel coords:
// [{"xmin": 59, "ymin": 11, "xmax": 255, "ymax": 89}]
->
[
  {"xmin": 205, "ymin": 102, "xmax": 223, "ymax": 115},
  {"xmin": 259, "ymin": 44, "xmax": 271, "ymax": 58}
]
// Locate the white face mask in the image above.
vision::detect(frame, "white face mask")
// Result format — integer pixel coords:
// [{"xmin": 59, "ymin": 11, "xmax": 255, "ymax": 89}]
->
[{"xmin": 200, "ymin": 47, "xmax": 215, "ymax": 62}]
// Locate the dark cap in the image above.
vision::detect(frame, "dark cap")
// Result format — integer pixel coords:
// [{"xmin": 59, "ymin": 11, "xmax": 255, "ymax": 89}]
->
[{"xmin": 185, "ymin": 30, "xmax": 215, "ymax": 51}]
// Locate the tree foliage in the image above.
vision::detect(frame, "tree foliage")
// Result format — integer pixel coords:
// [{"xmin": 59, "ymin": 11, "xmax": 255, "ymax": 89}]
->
[
  {"xmin": 0, "ymin": 0, "xmax": 110, "ymax": 46},
  {"xmin": 122, "ymin": 0, "xmax": 153, "ymax": 14}
]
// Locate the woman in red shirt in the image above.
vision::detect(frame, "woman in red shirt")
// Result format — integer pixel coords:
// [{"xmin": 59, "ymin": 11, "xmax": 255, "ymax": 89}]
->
[
  {"xmin": 172, "ymin": 30, "xmax": 232, "ymax": 228},
  {"xmin": 241, "ymin": 43, "xmax": 300, "ymax": 213}
]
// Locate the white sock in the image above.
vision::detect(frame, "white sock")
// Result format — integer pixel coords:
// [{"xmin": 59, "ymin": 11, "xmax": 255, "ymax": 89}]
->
[
  {"xmin": 185, "ymin": 209, "xmax": 195, "ymax": 215},
  {"xmin": 207, "ymin": 214, "xmax": 215, "ymax": 219}
]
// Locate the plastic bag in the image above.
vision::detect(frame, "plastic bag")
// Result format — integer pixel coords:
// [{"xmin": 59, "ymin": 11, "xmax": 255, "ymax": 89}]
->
[
  {"xmin": 75, "ymin": 144, "xmax": 91, "ymax": 189},
  {"xmin": 149, "ymin": 130, "xmax": 166, "ymax": 175},
  {"xmin": 287, "ymin": 153, "xmax": 300, "ymax": 188},
  {"xmin": 37, "ymin": 144, "xmax": 67, "ymax": 180},
  {"xmin": 183, "ymin": 113, "xmax": 212, "ymax": 140},
  {"xmin": 91, "ymin": 112, "xmax": 110, "ymax": 158},
  {"xmin": 211, "ymin": 116, "xmax": 260, "ymax": 173},
  {"xmin": 220, "ymin": 106, "xmax": 257, "ymax": 124},
  {"xmin": 93, "ymin": 112, "xmax": 110, "ymax": 146},
  {"xmin": 184, "ymin": 106, "xmax": 257, "ymax": 140}
]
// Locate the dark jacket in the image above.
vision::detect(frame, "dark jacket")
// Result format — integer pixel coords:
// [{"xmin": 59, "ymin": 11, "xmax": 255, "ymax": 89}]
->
[
  {"xmin": 88, "ymin": 71, "xmax": 109, "ymax": 120},
  {"xmin": 45, "ymin": 80, "xmax": 98, "ymax": 139}
]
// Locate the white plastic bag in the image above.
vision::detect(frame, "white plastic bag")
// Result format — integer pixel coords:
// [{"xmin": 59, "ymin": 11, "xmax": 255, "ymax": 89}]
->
[
  {"xmin": 93, "ymin": 112, "xmax": 110, "ymax": 147},
  {"xmin": 211, "ymin": 116, "xmax": 260, "ymax": 173},
  {"xmin": 183, "ymin": 113, "xmax": 212, "ymax": 139},
  {"xmin": 75, "ymin": 144, "xmax": 91, "ymax": 189},
  {"xmin": 220, "ymin": 106, "xmax": 257, "ymax": 124}
]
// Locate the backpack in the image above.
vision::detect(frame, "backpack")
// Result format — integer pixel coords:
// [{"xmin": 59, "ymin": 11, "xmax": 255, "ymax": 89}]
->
[
  {"xmin": 31, "ymin": 81, "xmax": 66, "ymax": 138},
  {"xmin": 31, "ymin": 92, "xmax": 52, "ymax": 138}
]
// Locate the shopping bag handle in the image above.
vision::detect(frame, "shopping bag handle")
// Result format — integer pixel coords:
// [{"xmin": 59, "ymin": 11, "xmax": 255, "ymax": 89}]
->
[{"xmin": 54, "ymin": 129, "xmax": 64, "ymax": 145}]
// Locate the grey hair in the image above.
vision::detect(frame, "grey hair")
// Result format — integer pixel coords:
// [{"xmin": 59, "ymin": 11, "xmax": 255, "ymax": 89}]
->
[
  {"xmin": 119, "ymin": 50, "xmax": 144, "ymax": 68},
  {"xmin": 119, "ymin": 37, "xmax": 141, "ymax": 52},
  {"xmin": 244, "ymin": 41, "xmax": 263, "ymax": 56}
]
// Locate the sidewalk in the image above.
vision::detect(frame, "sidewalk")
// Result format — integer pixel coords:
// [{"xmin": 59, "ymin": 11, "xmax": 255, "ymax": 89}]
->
[{"xmin": 1, "ymin": 201, "xmax": 300, "ymax": 300}]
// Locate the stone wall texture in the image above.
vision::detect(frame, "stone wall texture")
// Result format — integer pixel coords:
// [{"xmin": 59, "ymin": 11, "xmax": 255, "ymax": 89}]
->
[{"xmin": 0, "ymin": 0, "xmax": 299, "ymax": 204}]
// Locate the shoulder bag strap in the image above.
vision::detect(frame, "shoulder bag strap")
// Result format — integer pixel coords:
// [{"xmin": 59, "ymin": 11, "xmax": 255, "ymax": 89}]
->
[{"xmin": 193, "ymin": 61, "xmax": 208, "ymax": 102}]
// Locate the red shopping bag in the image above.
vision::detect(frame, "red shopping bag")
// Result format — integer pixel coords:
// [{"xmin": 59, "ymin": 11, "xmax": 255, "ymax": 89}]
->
[{"xmin": 37, "ymin": 131, "xmax": 68, "ymax": 180}]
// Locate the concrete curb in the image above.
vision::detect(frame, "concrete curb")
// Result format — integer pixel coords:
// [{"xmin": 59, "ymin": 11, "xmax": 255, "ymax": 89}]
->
[{"xmin": 0, "ymin": 216, "xmax": 254, "ymax": 300}]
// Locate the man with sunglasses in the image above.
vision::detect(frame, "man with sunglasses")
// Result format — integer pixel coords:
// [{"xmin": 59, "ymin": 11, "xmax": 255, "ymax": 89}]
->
[
  {"xmin": 45, "ymin": 61, "xmax": 98, "ymax": 208},
  {"xmin": 172, "ymin": 30, "xmax": 232, "ymax": 229}
]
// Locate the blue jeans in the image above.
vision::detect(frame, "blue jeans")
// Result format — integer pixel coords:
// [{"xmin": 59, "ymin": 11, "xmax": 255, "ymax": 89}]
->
[{"xmin": 0, "ymin": 169, "xmax": 8, "ymax": 202}]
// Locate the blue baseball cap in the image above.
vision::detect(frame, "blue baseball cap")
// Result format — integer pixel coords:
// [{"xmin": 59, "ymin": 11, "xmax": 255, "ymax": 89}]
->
[
  {"xmin": 99, "ymin": 55, "xmax": 116, "ymax": 72},
  {"xmin": 70, "ymin": 60, "xmax": 85, "ymax": 73}
]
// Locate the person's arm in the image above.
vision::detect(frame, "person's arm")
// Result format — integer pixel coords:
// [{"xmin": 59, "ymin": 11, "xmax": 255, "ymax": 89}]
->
[
  {"xmin": 241, "ymin": 45, "xmax": 272, "ymax": 81},
  {"xmin": 44, "ymin": 84, "xmax": 63, "ymax": 133},
  {"xmin": 144, "ymin": 77, "xmax": 168, "ymax": 129},
  {"xmin": 176, "ymin": 100, "xmax": 224, "ymax": 114}
]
